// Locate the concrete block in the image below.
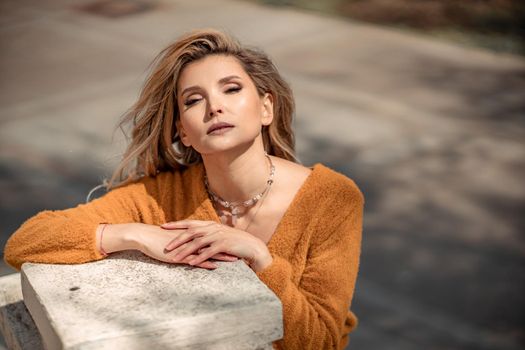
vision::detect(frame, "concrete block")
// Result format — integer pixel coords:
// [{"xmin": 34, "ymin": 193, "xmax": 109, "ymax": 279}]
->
[
  {"xmin": 21, "ymin": 251, "xmax": 282, "ymax": 349},
  {"xmin": 0, "ymin": 273, "xmax": 43, "ymax": 350}
]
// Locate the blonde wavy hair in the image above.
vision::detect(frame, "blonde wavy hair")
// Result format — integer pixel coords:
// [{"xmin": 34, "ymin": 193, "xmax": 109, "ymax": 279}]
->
[{"xmin": 107, "ymin": 28, "xmax": 297, "ymax": 190}]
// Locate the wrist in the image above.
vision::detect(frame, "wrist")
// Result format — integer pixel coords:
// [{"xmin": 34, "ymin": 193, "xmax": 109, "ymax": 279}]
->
[
  {"xmin": 97, "ymin": 223, "xmax": 139, "ymax": 254},
  {"xmin": 251, "ymin": 246, "xmax": 273, "ymax": 273}
]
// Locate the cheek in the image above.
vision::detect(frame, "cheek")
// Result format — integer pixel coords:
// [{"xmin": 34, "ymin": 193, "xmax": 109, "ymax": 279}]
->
[
  {"xmin": 178, "ymin": 106, "xmax": 204, "ymax": 132},
  {"xmin": 180, "ymin": 103, "xmax": 204, "ymax": 121},
  {"xmin": 236, "ymin": 94, "xmax": 262, "ymax": 121},
  {"xmin": 180, "ymin": 117, "xmax": 200, "ymax": 137}
]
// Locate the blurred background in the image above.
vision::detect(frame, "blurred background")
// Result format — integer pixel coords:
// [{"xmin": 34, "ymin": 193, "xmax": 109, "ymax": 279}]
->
[{"xmin": 1, "ymin": 0, "xmax": 524, "ymax": 349}]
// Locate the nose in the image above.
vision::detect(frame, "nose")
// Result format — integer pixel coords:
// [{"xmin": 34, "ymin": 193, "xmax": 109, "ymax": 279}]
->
[
  {"xmin": 207, "ymin": 93, "xmax": 224, "ymax": 118},
  {"xmin": 209, "ymin": 107, "xmax": 223, "ymax": 118}
]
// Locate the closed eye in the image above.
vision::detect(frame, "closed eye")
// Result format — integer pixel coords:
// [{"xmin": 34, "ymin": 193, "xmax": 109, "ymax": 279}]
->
[
  {"xmin": 183, "ymin": 86, "xmax": 241, "ymax": 107},
  {"xmin": 226, "ymin": 86, "xmax": 241, "ymax": 93},
  {"xmin": 184, "ymin": 97, "xmax": 201, "ymax": 107}
]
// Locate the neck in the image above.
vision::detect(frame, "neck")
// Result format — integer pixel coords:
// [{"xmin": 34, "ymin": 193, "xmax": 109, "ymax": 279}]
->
[{"xmin": 201, "ymin": 139, "xmax": 271, "ymax": 203}]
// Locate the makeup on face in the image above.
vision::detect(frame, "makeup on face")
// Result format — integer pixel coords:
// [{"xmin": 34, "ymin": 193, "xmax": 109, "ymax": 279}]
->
[{"xmin": 176, "ymin": 55, "xmax": 267, "ymax": 154}]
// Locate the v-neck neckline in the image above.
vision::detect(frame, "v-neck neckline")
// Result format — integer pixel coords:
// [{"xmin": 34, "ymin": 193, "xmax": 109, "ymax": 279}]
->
[{"xmin": 196, "ymin": 163, "xmax": 322, "ymax": 249}]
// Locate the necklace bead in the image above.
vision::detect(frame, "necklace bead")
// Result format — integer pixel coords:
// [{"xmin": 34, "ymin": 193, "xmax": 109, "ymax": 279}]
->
[{"xmin": 204, "ymin": 154, "xmax": 275, "ymax": 221}]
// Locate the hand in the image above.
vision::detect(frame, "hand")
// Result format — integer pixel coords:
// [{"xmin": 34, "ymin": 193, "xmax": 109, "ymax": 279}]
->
[
  {"xmin": 161, "ymin": 220, "xmax": 273, "ymax": 272},
  {"xmin": 127, "ymin": 223, "xmax": 239, "ymax": 269}
]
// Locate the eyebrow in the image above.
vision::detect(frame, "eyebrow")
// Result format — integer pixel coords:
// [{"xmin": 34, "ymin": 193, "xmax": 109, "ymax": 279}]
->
[{"xmin": 180, "ymin": 75, "xmax": 242, "ymax": 98}]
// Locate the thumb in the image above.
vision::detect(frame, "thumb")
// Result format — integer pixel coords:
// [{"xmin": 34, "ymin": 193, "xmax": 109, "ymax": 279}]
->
[{"xmin": 161, "ymin": 221, "xmax": 187, "ymax": 229}]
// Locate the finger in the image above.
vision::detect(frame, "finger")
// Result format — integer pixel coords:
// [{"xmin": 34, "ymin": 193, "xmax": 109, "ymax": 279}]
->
[
  {"xmin": 188, "ymin": 244, "xmax": 227, "ymax": 266},
  {"xmin": 170, "ymin": 233, "xmax": 217, "ymax": 262},
  {"xmin": 190, "ymin": 246, "xmax": 228, "ymax": 260},
  {"xmin": 197, "ymin": 261, "xmax": 218, "ymax": 269},
  {"xmin": 211, "ymin": 252, "xmax": 239, "ymax": 261},
  {"xmin": 166, "ymin": 223, "xmax": 219, "ymax": 252},
  {"xmin": 161, "ymin": 220, "xmax": 214, "ymax": 230},
  {"xmin": 160, "ymin": 221, "xmax": 189, "ymax": 230},
  {"xmin": 165, "ymin": 229, "xmax": 204, "ymax": 251},
  {"xmin": 190, "ymin": 246, "xmax": 239, "ymax": 261},
  {"xmin": 168, "ymin": 234, "xmax": 204, "ymax": 259},
  {"xmin": 164, "ymin": 233, "xmax": 192, "ymax": 252},
  {"xmin": 195, "ymin": 246, "xmax": 238, "ymax": 261},
  {"xmin": 180, "ymin": 254, "xmax": 217, "ymax": 269}
]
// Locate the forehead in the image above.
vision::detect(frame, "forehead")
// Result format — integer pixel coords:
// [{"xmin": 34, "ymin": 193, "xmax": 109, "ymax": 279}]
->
[{"xmin": 177, "ymin": 55, "xmax": 248, "ymax": 89}]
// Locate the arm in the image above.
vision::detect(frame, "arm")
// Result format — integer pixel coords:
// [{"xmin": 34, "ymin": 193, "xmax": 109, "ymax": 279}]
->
[
  {"xmin": 256, "ymin": 193, "xmax": 364, "ymax": 349},
  {"xmin": 3, "ymin": 176, "xmax": 166, "ymax": 271}
]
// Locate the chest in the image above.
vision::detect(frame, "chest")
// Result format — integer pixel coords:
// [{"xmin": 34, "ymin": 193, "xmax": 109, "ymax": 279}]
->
[
  {"xmin": 241, "ymin": 208, "xmax": 283, "ymax": 245},
  {"xmin": 233, "ymin": 179, "xmax": 309, "ymax": 245},
  {"xmin": 218, "ymin": 201, "xmax": 285, "ymax": 246}
]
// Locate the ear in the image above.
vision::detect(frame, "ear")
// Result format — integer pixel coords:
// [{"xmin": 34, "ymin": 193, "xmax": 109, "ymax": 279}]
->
[
  {"xmin": 175, "ymin": 120, "xmax": 192, "ymax": 147},
  {"xmin": 261, "ymin": 93, "xmax": 274, "ymax": 126}
]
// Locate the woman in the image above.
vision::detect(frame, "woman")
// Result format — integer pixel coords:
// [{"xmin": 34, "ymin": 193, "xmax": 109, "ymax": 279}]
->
[{"xmin": 4, "ymin": 28, "xmax": 364, "ymax": 349}]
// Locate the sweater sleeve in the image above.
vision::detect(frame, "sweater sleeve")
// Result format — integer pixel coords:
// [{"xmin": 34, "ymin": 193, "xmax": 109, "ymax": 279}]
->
[
  {"xmin": 3, "ymin": 175, "xmax": 167, "ymax": 271},
  {"xmin": 256, "ymin": 190, "xmax": 364, "ymax": 349}
]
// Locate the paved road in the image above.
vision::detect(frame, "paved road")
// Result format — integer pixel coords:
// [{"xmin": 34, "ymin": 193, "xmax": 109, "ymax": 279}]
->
[{"xmin": 1, "ymin": 0, "xmax": 524, "ymax": 349}]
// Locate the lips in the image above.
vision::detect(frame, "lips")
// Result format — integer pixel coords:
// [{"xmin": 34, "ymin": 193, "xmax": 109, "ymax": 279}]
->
[{"xmin": 207, "ymin": 122, "xmax": 234, "ymax": 135}]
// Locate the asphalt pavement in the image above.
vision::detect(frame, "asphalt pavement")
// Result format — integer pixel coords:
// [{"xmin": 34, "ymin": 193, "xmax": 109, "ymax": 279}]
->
[{"xmin": 1, "ymin": 0, "xmax": 524, "ymax": 349}]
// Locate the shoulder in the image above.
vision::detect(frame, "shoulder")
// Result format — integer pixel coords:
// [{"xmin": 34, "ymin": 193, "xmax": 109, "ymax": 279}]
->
[
  {"xmin": 271, "ymin": 156, "xmax": 311, "ymax": 191},
  {"xmin": 271, "ymin": 157, "xmax": 363, "ymax": 206},
  {"xmin": 301, "ymin": 163, "xmax": 364, "ymax": 225},
  {"xmin": 272, "ymin": 157, "xmax": 364, "ymax": 220},
  {"xmin": 108, "ymin": 163, "xmax": 204, "ymax": 198},
  {"xmin": 311, "ymin": 163, "xmax": 364, "ymax": 206}
]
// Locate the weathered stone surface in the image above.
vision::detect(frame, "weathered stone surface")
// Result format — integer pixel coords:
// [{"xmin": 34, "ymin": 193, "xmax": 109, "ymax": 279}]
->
[
  {"xmin": 0, "ymin": 273, "xmax": 43, "ymax": 350},
  {"xmin": 21, "ymin": 252, "xmax": 282, "ymax": 350}
]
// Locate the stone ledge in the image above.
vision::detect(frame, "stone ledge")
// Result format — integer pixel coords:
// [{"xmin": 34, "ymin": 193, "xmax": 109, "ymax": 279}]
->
[
  {"xmin": 1, "ymin": 252, "xmax": 282, "ymax": 349},
  {"xmin": 0, "ymin": 273, "xmax": 43, "ymax": 350}
]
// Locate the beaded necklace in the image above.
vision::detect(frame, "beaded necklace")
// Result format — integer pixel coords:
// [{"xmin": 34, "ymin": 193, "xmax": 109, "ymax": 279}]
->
[{"xmin": 204, "ymin": 154, "xmax": 275, "ymax": 226}]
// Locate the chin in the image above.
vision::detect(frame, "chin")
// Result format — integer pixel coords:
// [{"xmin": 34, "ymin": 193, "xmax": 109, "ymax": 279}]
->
[
  {"xmin": 198, "ymin": 138, "xmax": 259, "ymax": 156},
  {"xmin": 194, "ymin": 129, "xmax": 262, "ymax": 155}
]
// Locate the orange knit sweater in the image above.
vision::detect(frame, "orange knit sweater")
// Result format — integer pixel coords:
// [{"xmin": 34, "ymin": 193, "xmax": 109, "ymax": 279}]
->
[{"xmin": 4, "ymin": 162, "xmax": 364, "ymax": 349}]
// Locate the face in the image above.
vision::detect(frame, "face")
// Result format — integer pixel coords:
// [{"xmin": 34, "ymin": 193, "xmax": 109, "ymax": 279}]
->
[{"xmin": 176, "ymin": 54, "xmax": 273, "ymax": 156}]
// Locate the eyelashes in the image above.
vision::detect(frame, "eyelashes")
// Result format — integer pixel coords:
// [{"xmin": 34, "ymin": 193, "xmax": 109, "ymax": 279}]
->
[
  {"xmin": 226, "ymin": 86, "xmax": 241, "ymax": 93},
  {"xmin": 184, "ymin": 98, "xmax": 200, "ymax": 107},
  {"xmin": 183, "ymin": 86, "xmax": 242, "ymax": 107}
]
